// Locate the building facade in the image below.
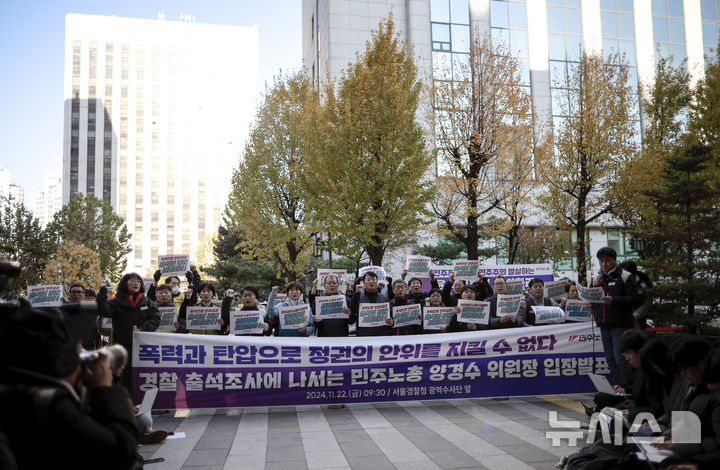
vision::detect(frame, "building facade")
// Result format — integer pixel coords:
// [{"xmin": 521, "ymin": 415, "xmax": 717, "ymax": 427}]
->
[
  {"xmin": 302, "ymin": 0, "xmax": 720, "ymax": 278},
  {"xmin": 63, "ymin": 14, "xmax": 259, "ymax": 271},
  {"xmin": 0, "ymin": 169, "xmax": 24, "ymax": 213},
  {"xmin": 34, "ymin": 170, "xmax": 63, "ymax": 228}
]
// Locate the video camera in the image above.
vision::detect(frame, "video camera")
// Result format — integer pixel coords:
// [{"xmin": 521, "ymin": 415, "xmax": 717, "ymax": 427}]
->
[{"xmin": 79, "ymin": 344, "xmax": 128, "ymax": 383}]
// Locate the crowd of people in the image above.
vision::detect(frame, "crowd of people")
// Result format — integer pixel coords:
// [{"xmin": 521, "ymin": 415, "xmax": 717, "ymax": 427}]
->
[
  {"xmin": 39, "ymin": 246, "xmax": 646, "ymax": 405},
  {"xmin": 565, "ymin": 331, "xmax": 720, "ymax": 470},
  {"xmin": 0, "ymin": 241, "xmax": 714, "ymax": 469}
]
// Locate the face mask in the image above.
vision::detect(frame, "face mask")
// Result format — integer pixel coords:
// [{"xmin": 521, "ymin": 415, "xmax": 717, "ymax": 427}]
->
[{"xmin": 171, "ymin": 286, "xmax": 180, "ymax": 296}]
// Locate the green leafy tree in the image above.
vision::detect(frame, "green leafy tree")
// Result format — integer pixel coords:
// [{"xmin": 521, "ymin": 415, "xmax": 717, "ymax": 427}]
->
[
  {"xmin": 637, "ymin": 143, "xmax": 720, "ymax": 332},
  {"xmin": 540, "ymin": 52, "xmax": 639, "ymax": 285},
  {"xmin": 48, "ymin": 193, "xmax": 131, "ymax": 281},
  {"xmin": 304, "ymin": 16, "xmax": 434, "ymax": 266},
  {"xmin": 0, "ymin": 199, "xmax": 55, "ymax": 293},
  {"xmin": 204, "ymin": 225, "xmax": 280, "ymax": 299},
  {"xmin": 628, "ymin": 56, "xmax": 720, "ymax": 332},
  {"xmin": 225, "ymin": 72, "xmax": 316, "ymax": 282}
]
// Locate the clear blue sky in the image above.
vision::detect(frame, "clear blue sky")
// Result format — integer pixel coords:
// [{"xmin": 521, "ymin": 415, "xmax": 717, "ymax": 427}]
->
[{"xmin": 0, "ymin": 0, "xmax": 302, "ymax": 205}]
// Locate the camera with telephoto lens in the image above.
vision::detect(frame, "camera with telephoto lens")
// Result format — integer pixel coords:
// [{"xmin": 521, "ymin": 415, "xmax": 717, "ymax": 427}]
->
[{"xmin": 79, "ymin": 344, "xmax": 128, "ymax": 383}]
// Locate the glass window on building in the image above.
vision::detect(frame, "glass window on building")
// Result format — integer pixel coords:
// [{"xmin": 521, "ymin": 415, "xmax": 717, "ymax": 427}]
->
[
  {"xmin": 431, "ymin": 0, "xmax": 470, "ymax": 75},
  {"xmin": 490, "ymin": 1, "xmax": 530, "ymax": 87},
  {"xmin": 652, "ymin": 0, "xmax": 686, "ymax": 67},
  {"xmin": 548, "ymin": 0, "xmax": 583, "ymax": 145},
  {"xmin": 701, "ymin": 0, "xmax": 720, "ymax": 59},
  {"xmin": 606, "ymin": 228, "xmax": 637, "ymax": 262}
]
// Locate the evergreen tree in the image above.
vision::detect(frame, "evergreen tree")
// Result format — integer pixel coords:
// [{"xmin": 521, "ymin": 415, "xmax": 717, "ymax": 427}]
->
[
  {"xmin": 0, "ymin": 199, "xmax": 55, "ymax": 293},
  {"xmin": 48, "ymin": 193, "xmax": 131, "ymax": 281}
]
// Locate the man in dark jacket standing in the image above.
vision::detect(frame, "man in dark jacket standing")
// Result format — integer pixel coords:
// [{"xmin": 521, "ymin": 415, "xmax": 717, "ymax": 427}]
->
[
  {"xmin": 310, "ymin": 274, "xmax": 354, "ymax": 337},
  {"xmin": 350, "ymin": 272, "xmax": 393, "ymax": 336},
  {"xmin": 591, "ymin": 246, "xmax": 642, "ymax": 386}
]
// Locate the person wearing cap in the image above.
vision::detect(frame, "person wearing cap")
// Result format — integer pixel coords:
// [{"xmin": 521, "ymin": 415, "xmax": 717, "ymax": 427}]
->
[{"xmin": 0, "ymin": 306, "xmax": 138, "ymax": 469}]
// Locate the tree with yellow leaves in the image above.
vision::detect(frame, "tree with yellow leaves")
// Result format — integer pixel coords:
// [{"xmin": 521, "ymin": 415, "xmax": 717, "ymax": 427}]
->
[
  {"xmin": 43, "ymin": 240, "xmax": 103, "ymax": 291},
  {"xmin": 431, "ymin": 36, "xmax": 542, "ymax": 261},
  {"xmin": 540, "ymin": 52, "xmax": 639, "ymax": 285},
  {"xmin": 304, "ymin": 16, "xmax": 434, "ymax": 266},
  {"xmin": 225, "ymin": 72, "xmax": 317, "ymax": 282}
]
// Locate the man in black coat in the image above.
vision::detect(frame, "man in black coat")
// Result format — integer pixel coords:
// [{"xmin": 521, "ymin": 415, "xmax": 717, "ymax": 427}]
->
[
  {"xmin": 591, "ymin": 246, "xmax": 642, "ymax": 386},
  {"xmin": 0, "ymin": 306, "xmax": 138, "ymax": 469},
  {"xmin": 310, "ymin": 274, "xmax": 354, "ymax": 336}
]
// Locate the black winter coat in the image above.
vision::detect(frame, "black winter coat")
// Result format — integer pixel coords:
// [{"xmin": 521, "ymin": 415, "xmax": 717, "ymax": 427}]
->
[
  {"xmin": 97, "ymin": 288, "xmax": 160, "ymax": 352},
  {"xmin": 591, "ymin": 264, "xmax": 642, "ymax": 328},
  {"xmin": 0, "ymin": 369, "xmax": 138, "ymax": 470}
]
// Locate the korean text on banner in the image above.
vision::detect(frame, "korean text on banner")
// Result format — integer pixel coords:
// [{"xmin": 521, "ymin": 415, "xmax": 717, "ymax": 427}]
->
[
  {"xmin": 157, "ymin": 306, "xmax": 177, "ymax": 330},
  {"xmin": 278, "ymin": 304, "xmax": 311, "ymax": 330},
  {"xmin": 565, "ymin": 300, "xmax": 593, "ymax": 322},
  {"xmin": 27, "ymin": 284, "xmax": 63, "ymax": 307},
  {"xmin": 315, "ymin": 295, "xmax": 348, "ymax": 319},
  {"xmin": 505, "ymin": 278, "xmax": 525, "ymax": 295},
  {"xmin": 456, "ymin": 300, "xmax": 490, "ymax": 325},
  {"xmin": 531, "ymin": 306, "xmax": 566, "ymax": 325},
  {"xmin": 452, "ymin": 260, "xmax": 479, "ymax": 281},
  {"xmin": 392, "ymin": 303, "xmax": 422, "ymax": 328},
  {"xmin": 405, "ymin": 256, "xmax": 431, "ymax": 278},
  {"xmin": 157, "ymin": 254, "xmax": 190, "ymax": 277},
  {"xmin": 142, "ymin": 277, "xmax": 155, "ymax": 293},
  {"xmin": 359, "ymin": 266, "xmax": 386, "ymax": 283},
  {"xmin": 497, "ymin": 294, "xmax": 523, "ymax": 316},
  {"xmin": 132, "ymin": 322, "xmax": 610, "ymax": 409},
  {"xmin": 577, "ymin": 284, "xmax": 604, "ymax": 304},
  {"xmin": 230, "ymin": 309, "xmax": 263, "ymax": 335},
  {"xmin": 423, "ymin": 307, "xmax": 454, "ymax": 330},
  {"xmin": 358, "ymin": 302, "xmax": 390, "ymax": 327},
  {"xmin": 186, "ymin": 306, "xmax": 221, "ymax": 331},
  {"xmin": 544, "ymin": 280, "xmax": 567, "ymax": 300}
]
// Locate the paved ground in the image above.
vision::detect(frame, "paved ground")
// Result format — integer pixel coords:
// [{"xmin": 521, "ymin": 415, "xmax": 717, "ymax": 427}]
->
[{"xmin": 138, "ymin": 394, "xmax": 593, "ymax": 470}]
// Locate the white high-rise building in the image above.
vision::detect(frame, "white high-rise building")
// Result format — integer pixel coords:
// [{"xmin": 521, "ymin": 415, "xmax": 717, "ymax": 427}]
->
[
  {"xmin": 34, "ymin": 170, "xmax": 63, "ymax": 228},
  {"xmin": 0, "ymin": 169, "xmax": 24, "ymax": 212},
  {"xmin": 9, "ymin": 185, "xmax": 24, "ymax": 207},
  {"xmin": 0, "ymin": 169, "xmax": 9, "ymax": 205},
  {"xmin": 63, "ymin": 14, "xmax": 259, "ymax": 271},
  {"xmin": 303, "ymin": 0, "xmax": 720, "ymax": 277}
]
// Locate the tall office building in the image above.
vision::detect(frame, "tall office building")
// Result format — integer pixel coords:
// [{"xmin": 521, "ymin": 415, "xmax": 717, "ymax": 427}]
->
[
  {"xmin": 0, "ymin": 169, "xmax": 24, "ymax": 212},
  {"xmin": 303, "ymin": 0, "xmax": 720, "ymax": 275},
  {"xmin": 34, "ymin": 170, "xmax": 63, "ymax": 228},
  {"xmin": 63, "ymin": 14, "xmax": 259, "ymax": 271},
  {"xmin": 0, "ymin": 169, "xmax": 9, "ymax": 206}
]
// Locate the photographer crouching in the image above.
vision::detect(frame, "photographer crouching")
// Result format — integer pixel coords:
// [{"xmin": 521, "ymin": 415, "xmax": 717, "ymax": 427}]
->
[{"xmin": 0, "ymin": 304, "xmax": 139, "ymax": 469}]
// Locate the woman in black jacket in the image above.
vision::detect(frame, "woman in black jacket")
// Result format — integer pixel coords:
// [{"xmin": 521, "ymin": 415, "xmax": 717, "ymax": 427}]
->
[{"xmin": 97, "ymin": 272, "xmax": 160, "ymax": 390}]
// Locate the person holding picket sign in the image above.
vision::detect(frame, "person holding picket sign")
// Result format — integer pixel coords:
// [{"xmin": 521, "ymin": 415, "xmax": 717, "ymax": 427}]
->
[{"xmin": 267, "ymin": 282, "xmax": 315, "ymax": 337}]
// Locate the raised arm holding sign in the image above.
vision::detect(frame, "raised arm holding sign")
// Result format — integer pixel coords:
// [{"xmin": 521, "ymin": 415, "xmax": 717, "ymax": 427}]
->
[
  {"xmin": 452, "ymin": 260, "xmax": 479, "ymax": 281},
  {"xmin": 157, "ymin": 254, "xmax": 190, "ymax": 277},
  {"xmin": 27, "ymin": 285, "xmax": 64, "ymax": 307}
]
